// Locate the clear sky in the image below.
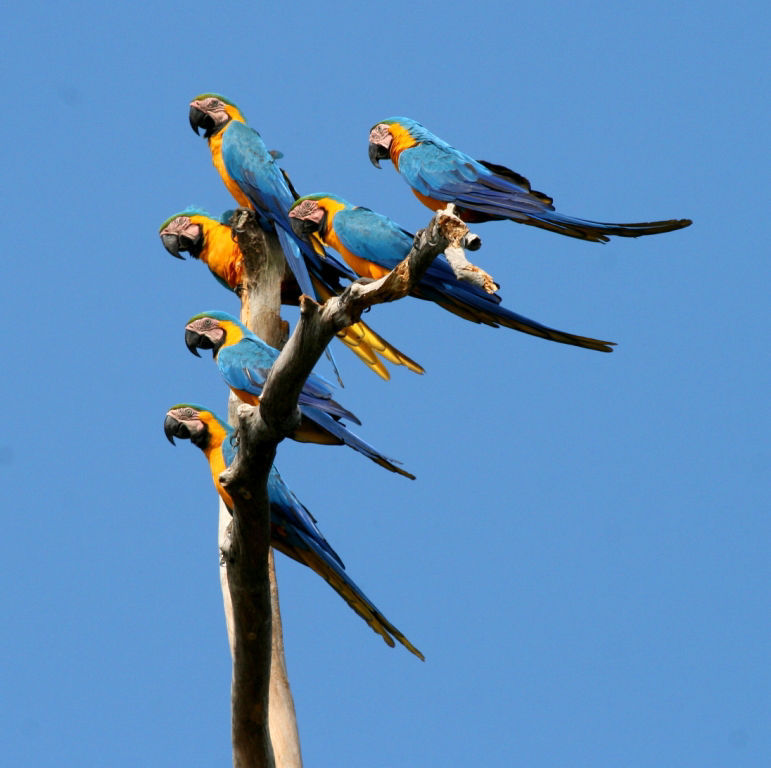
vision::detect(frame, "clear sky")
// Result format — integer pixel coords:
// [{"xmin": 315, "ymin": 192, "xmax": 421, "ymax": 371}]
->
[{"xmin": 1, "ymin": 1, "xmax": 768, "ymax": 765}]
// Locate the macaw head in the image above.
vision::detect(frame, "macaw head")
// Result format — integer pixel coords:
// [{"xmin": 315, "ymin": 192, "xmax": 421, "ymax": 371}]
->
[
  {"xmin": 189, "ymin": 93, "xmax": 246, "ymax": 138},
  {"xmin": 159, "ymin": 208, "xmax": 211, "ymax": 259},
  {"xmin": 369, "ymin": 117, "xmax": 429, "ymax": 167},
  {"xmin": 288, "ymin": 194, "xmax": 344, "ymax": 239},
  {"xmin": 164, "ymin": 403, "xmax": 223, "ymax": 450},
  {"xmin": 184, "ymin": 310, "xmax": 245, "ymax": 357}
]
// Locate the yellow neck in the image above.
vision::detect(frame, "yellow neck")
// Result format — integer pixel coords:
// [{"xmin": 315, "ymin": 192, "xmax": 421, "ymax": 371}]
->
[
  {"xmin": 193, "ymin": 216, "xmax": 244, "ymax": 290},
  {"xmin": 219, "ymin": 319, "xmax": 245, "ymax": 346},
  {"xmin": 199, "ymin": 416, "xmax": 234, "ymax": 508},
  {"xmin": 388, "ymin": 124, "xmax": 417, "ymax": 168},
  {"xmin": 208, "ymin": 126, "xmax": 253, "ymax": 209}
]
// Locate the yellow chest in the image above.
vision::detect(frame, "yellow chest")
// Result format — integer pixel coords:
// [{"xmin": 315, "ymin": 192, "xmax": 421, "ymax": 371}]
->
[
  {"xmin": 204, "ymin": 444, "xmax": 233, "ymax": 509},
  {"xmin": 201, "ymin": 224, "xmax": 244, "ymax": 290},
  {"xmin": 208, "ymin": 130, "xmax": 252, "ymax": 209}
]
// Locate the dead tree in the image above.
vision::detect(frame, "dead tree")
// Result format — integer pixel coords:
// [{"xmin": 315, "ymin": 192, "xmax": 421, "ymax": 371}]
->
[{"xmin": 216, "ymin": 205, "xmax": 488, "ymax": 767}]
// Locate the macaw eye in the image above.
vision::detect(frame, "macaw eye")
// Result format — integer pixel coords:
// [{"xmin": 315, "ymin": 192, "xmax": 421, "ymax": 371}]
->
[
  {"xmin": 184, "ymin": 408, "xmax": 195, "ymax": 418},
  {"xmin": 206, "ymin": 98, "xmax": 221, "ymax": 109}
]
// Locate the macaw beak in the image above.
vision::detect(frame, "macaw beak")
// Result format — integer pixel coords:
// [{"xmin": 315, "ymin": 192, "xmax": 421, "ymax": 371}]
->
[
  {"xmin": 289, "ymin": 216, "xmax": 317, "ymax": 240},
  {"xmin": 164, "ymin": 414, "xmax": 180, "ymax": 444},
  {"xmin": 185, "ymin": 324, "xmax": 223, "ymax": 357},
  {"xmin": 189, "ymin": 105, "xmax": 216, "ymax": 137},
  {"xmin": 184, "ymin": 328, "xmax": 203, "ymax": 356},
  {"xmin": 369, "ymin": 142, "xmax": 389, "ymax": 168},
  {"xmin": 161, "ymin": 233, "xmax": 185, "ymax": 259}
]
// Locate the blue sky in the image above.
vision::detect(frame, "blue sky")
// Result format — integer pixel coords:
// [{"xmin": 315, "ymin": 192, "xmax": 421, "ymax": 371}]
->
[{"xmin": 1, "ymin": 1, "xmax": 768, "ymax": 765}]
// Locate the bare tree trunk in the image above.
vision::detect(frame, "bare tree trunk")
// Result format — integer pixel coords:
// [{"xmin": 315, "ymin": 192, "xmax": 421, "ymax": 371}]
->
[
  {"xmin": 217, "ymin": 205, "xmax": 480, "ymax": 767},
  {"xmin": 220, "ymin": 211, "xmax": 301, "ymax": 768}
]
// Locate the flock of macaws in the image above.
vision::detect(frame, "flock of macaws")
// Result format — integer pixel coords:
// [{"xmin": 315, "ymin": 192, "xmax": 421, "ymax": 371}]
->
[{"xmin": 161, "ymin": 93, "xmax": 691, "ymax": 660}]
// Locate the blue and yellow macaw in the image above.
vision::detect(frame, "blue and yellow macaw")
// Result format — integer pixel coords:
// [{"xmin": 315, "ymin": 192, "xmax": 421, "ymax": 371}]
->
[
  {"xmin": 188, "ymin": 94, "xmax": 318, "ymax": 295},
  {"xmin": 163, "ymin": 404, "xmax": 423, "ymax": 658},
  {"xmin": 368, "ymin": 117, "xmax": 692, "ymax": 241},
  {"xmin": 289, "ymin": 194, "xmax": 615, "ymax": 353},
  {"xmin": 159, "ymin": 207, "xmax": 424, "ymax": 380},
  {"xmin": 184, "ymin": 311, "xmax": 414, "ymax": 479},
  {"xmin": 160, "ymin": 207, "xmax": 244, "ymax": 293}
]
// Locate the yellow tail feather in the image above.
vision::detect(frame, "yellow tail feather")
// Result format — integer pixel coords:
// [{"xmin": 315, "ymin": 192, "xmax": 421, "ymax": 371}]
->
[{"xmin": 312, "ymin": 279, "xmax": 424, "ymax": 378}]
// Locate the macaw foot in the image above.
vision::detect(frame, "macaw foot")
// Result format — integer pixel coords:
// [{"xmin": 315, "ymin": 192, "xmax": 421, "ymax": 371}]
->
[{"xmin": 228, "ymin": 208, "xmax": 257, "ymax": 241}]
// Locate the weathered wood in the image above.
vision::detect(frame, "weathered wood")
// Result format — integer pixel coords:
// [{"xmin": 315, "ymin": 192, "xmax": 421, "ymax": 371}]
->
[
  {"xmin": 218, "ymin": 204, "xmax": 484, "ymax": 767},
  {"xmin": 255, "ymin": 205, "xmax": 473, "ymax": 437},
  {"xmin": 219, "ymin": 440, "xmax": 274, "ymax": 768},
  {"xmin": 219, "ymin": 209, "xmax": 300, "ymax": 768}
]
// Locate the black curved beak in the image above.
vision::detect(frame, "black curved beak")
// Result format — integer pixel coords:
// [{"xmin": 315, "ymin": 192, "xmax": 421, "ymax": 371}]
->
[
  {"xmin": 185, "ymin": 329, "xmax": 202, "ymax": 356},
  {"xmin": 369, "ymin": 142, "xmax": 388, "ymax": 168},
  {"xmin": 289, "ymin": 216, "xmax": 318, "ymax": 240},
  {"xmin": 161, "ymin": 233, "xmax": 184, "ymax": 259},
  {"xmin": 164, "ymin": 414, "xmax": 180, "ymax": 444},
  {"xmin": 189, "ymin": 105, "xmax": 216, "ymax": 138}
]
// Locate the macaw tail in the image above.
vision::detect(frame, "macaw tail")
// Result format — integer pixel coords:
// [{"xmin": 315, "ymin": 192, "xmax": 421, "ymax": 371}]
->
[
  {"xmin": 461, "ymin": 160, "xmax": 692, "ymax": 241},
  {"xmin": 292, "ymin": 529, "xmax": 424, "ymax": 660},
  {"xmin": 524, "ymin": 210, "xmax": 693, "ymax": 243},
  {"xmin": 414, "ymin": 261, "xmax": 616, "ymax": 353},
  {"xmin": 337, "ymin": 321, "xmax": 425, "ymax": 380},
  {"xmin": 303, "ymin": 406, "xmax": 415, "ymax": 480},
  {"xmin": 311, "ymin": 279, "xmax": 425, "ymax": 380}
]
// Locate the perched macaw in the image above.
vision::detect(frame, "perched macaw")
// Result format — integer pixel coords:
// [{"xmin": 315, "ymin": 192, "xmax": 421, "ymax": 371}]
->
[
  {"xmin": 184, "ymin": 310, "xmax": 414, "ymax": 479},
  {"xmin": 159, "ymin": 207, "xmax": 424, "ymax": 380},
  {"xmin": 368, "ymin": 117, "xmax": 692, "ymax": 242},
  {"xmin": 289, "ymin": 194, "xmax": 615, "ymax": 353},
  {"xmin": 164, "ymin": 404, "xmax": 423, "ymax": 658},
  {"xmin": 188, "ymin": 94, "xmax": 316, "ymax": 295},
  {"xmin": 160, "ymin": 207, "xmax": 243, "ymax": 293}
]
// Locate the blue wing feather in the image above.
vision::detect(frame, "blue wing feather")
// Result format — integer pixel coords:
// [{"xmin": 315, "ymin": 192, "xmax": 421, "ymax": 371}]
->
[
  {"xmin": 391, "ymin": 121, "xmax": 690, "ymax": 240},
  {"xmin": 218, "ymin": 338, "xmax": 361, "ymax": 422},
  {"xmin": 218, "ymin": 438, "xmax": 421, "ymax": 655},
  {"xmin": 221, "ymin": 122, "xmax": 317, "ymax": 294},
  {"xmin": 330, "ymin": 202, "xmax": 613, "ymax": 352}
]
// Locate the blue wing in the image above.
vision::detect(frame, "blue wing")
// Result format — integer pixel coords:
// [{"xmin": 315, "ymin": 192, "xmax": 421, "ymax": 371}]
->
[
  {"xmin": 334, "ymin": 206, "xmax": 614, "ymax": 352},
  {"xmin": 267, "ymin": 466, "xmax": 423, "ymax": 658},
  {"xmin": 399, "ymin": 139, "xmax": 691, "ymax": 240},
  {"xmin": 398, "ymin": 142, "xmax": 551, "ymax": 219},
  {"xmin": 221, "ymin": 121, "xmax": 317, "ymax": 296},
  {"xmin": 334, "ymin": 206, "xmax": 414, "ymax": 271},
  {"xmin": 218, "ymin": 433, "xmax": 421, "ymax": 655},
  {"xmin": 219, "ymin": 339, "xmax": 361, "ymax": 423},
  {"xmin": 268, "ymin": 466, "xmax": 344, "ymax": 567}
]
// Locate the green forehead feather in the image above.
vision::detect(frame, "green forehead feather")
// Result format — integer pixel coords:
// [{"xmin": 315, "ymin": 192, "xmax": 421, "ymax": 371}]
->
[
  {"xmin": 168, "ymin": 402, "xmax": 207, "ymax": 413},
  {"xmin": 168, "ymin": 404, "xmax": 230, "ymax": 431},
  {"xmin": 193, "ymin": 92, "xmax": 238, "ymax": 107},
  {"xmin": 290, "ymin": 193, "xmax": 342, "ymax": 209},
  {"xmin": 158, "ymin": 206, "xmax": 212, "ymax": 231},
  {"xmin": 187, "ymin": 309, "xmax": 236, "ymax": 323}
]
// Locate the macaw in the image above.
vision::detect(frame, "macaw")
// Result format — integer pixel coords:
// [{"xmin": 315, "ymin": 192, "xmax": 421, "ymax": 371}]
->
[
  {"xmin": 188, "ymin": 93, "xmax": 317, "ymax": 295},
  {"xmin": 184, "ymin": 310, "xmax": 414, "ymax": 479},
  {"xmin": 159, "ymin": 207, "xmax": 424, "ymax": 380},
  {"xmin": 164, "ymin": 404, "xmax": 423, "ymax": 658},
  {"xmin": 368, "ymin": 117, "xmax": 692, "ymax": 242},
  {"xmin": 289, "ymin": 194, "xmax": 615, "ymax": 353}
]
